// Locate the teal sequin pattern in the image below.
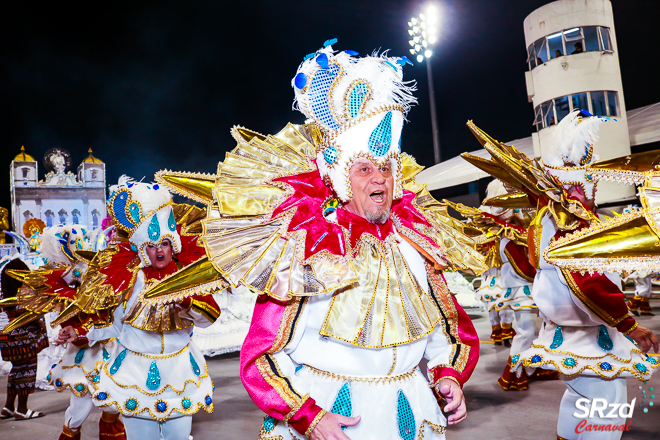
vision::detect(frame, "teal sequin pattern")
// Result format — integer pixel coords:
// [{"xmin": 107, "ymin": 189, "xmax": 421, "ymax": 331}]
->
[
  {"xmin": 368, "ymin": 112, "xmax": 393, "ymax": 156},
  {"xmin": 263, "ymin": 415, "xmax": 276, "ymax": 433},
  {"xmin": 309, "ymin": 65, "xmax": 341, "ymax": 129},
  {"xmin": 75, "ymin": 348, "xmax": 86, "ymax": 364},
  {"xmin": 330, "ymin": 382, "xmax": 352, "ymax": 430},
  {"xmin": 148, "ymin": 214, "xmax": 161, "ymax": 241},
  {"xmin": 550, "ymin": 326, "xmax": 563, "ymax": 349},
  {"xmin": 348, "ymin": 83, "xmax": 369, "ymax": 118},
  {"xmin": 598, "ymin": 325, "xmax": 613, "ymax": 351},
  {"xmin": 396, "ymin": 390, "xmax": 415, "ymax": 440},
  {"xmin": 109, "ymin": 349, "xmax": 127, "ymax": 375},
  {"xmin": 168, "ymin": 209, "xmax": 176, "ymax": 232},
  {"xmin": 190, "ymin": 353, "xmax": 201, "ymax": 376},
  {"xmin": 147, "ymin": 361, "xmax": 161, "ymax": 390},
  {"xmin": 102, "ymin": 347, "xmax": 110, "ymax": 362},
  {"xmin": 129, "ymin": 203, "xmax": 141, "ymax": 224}
]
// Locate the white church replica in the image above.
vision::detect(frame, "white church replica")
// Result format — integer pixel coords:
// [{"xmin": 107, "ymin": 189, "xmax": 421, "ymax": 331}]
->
[{"xmin": 10, "ymin": 146, "xmax": 107, "ymax": 236}]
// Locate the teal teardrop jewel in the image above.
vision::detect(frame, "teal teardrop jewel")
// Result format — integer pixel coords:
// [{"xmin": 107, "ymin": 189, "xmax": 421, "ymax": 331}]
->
[
  {"xmin": 550, "ymin": 326, "xmax": 563, "ymax": 349},
  {"xmin": 523, "ymin": 285, "xmax": 531, "ymax": 295},
  {"xmin": 109, "ymin": 349, "xmax": 127, "ymax": 375},
  {"xmin": 504, "ymin": 288, "xmax": 512, "ymax": 298},
  {"xmin": 190, "ymin": 353, "xmax": 201, "ymax": 376},
  {"xmin": 598, "ymin": 325, "xmax": 613, "ymax": 351},
  {"xmin": 368, "ymin": 111, "xmax": 393, "ymax": 156},
  {"xmin": 148, "ymin": 214, "xmax": 161, "ymax": 241},
  {"xmin": 75, "ymin": 348, "xmax": 86, "ymax": 364},
  {"xmin": 146, "ymin": 361, "xmax": 161, "ymax": 390},
  {"xmin": 397, "ymin": 390, "xmax": 416, "ymax": 440},
  {"xmin": 490, "ymin": 277, "xmax": 496, "ymax": 287},
  {"xmin": 129, "ymin": 203, "xmax": 141, "ymax": 224},
  {"xmin": 331, "ymin": 383, "xmax": 352, "ymax": 431},
  {"xmin": 102, "ymin": 347, "xmax": 110, "ymax": 362},
  {"xmin": 168, "ymin": 209, "xmax": 176, "ymax": 231}
]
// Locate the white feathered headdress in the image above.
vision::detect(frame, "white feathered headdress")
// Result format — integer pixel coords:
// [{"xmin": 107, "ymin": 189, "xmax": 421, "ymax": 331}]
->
[
  {"xmin": 107, "ymin": 175, "xmax": 181, "ymax": 266},
  {"xmin": 291, "ymin": 39, "xmax": 417, "ymax": 202},
  {"xmin": 542, "ymin": 110, "xmax": 610, "ymax": 200}
]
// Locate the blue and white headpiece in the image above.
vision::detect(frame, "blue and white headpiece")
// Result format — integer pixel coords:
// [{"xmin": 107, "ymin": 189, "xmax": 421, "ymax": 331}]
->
[
  {"xmin": 107, "ymin": 175, "xmax": 181, "ymax": 266},
  {"xmin": 292, "ymin": 39, "xmax": 417, "ymax": 202}
]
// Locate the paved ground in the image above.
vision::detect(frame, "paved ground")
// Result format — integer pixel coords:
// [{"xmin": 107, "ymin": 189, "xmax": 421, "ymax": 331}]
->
[{"xmin": 1, "ymin": 300, "xmax": 658, "ymax": 440}]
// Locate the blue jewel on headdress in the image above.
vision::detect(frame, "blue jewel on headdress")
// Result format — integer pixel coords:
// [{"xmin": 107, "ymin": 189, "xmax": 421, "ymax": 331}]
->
[
  {"xmin": 308, "ymin": 64, "xmax": 340, "ymax": 129},
  {"xmin": 168, "ymin": 209, "xmax": 177, "ymax": 232},
  {"xmin": 113, "ymin": 191, "xmax": 138, "ymax": 230},
  {"xmin": 348, "ymin": 83, "xmax": 369, "ymax": 118},
  {"xmin": 531, "ymin": 355, "xmax": 542, "ymax": 364},
  {"xmin": 130, "ymin": 244, "xmax": 137, "ymax": 252},
  {"xmin": 156, "ymin": 401, "xmax": 167, "ymax": 412},
  {"xmin": 148, "ymin": 214, "xmax": 161, "ymax": 241},
  {"xmin": 147, "ymin": 361, "xmax": 161, "ymax": 390},
  {"xmin": 103, "ymin": 347, "xmax": 110, "ymax": 361},
  {"xmin": 398, "ymin": 56, "xmax": 413, "ymax": 66},
  {"xmin": 294, "ymin": 72, "xmax": 307, "ymax": 89},
  {"xmin": 397, "ymin": 390, "xmax": 416, "ymax": 440},
  {"xmin": 127, "ymin": 182, "xmax": 134, "ymax": 188},
  {"xmin": 129, "ymin": 203, "xmax": 141, "ymax": 224},
  {"xmin": 190, "ymin": 353, "xmax": 201, "ymax": 376},
  {"xmin": 330, "ymin": 383, "xmax": 352, "ymax": 429},
  {"xmin": 368, "ymin": 112, "xmax": 393, "ymax": 157},
  {"xmin": 153, "ymin": 184, "xmax": 159, "ymax": 190},
  {"xmin": 344, "ymin": 50, "xmax": 359, "ymax": 56},
  {"xmin": 550, "ymin": 326, "xmax": 563, "ymax": 349},
  {"xmin": 73, "ymin": 269, "xmax": 81, "ymax": 277},
  {"xmin": 96, "ymin": 392, "xmax": 108, "ymax": 401},
  {"xmin": 324, "ymin": 146, "xmax": 338, "ymax": 164},
  {"xmin": 599, "ymin": 362, "xmax": 613, "ymax": 371},
  {"xmin": 109, "ymin": 349, "xmax": 127, "ymax": 375},
  {"xmin": 263, "ymin": 415, "xmax": 276, "ymax": 432},
  {"xmin": 75, "ymin": 348, "xmax": 86, "ymax": 364},
  {"xmin": 316, "ymin": 53, "xmax": 329, "ymax": 69},
  {"xmin": 598, "ymin": 325, "xmax": 613, "ymax": 351},
  {"xmin": 323, "ymin": 38, "xmax": 337, "ymax": 47},
  {"xmin": 303, "ymin": 52, "xmax": 318, "ymax": 61},
  {"xmin": 72, "ymin": 228, "xmax": 77, "ymax": 234}
]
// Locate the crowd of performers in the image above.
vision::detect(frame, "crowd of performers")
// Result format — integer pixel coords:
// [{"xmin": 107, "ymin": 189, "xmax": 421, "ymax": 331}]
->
[{"xmin": 0, "ymin": 39, "xmax": 658, "ymax": 440}]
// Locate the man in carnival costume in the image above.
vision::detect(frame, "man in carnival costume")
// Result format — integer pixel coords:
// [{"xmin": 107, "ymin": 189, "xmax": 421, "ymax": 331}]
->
[
  {"xmin": 148, "ymin": 39, "xmax": 488, "ymax": 440},
  {"xmin": 52, "ymin": 177, "xmax": 221, "ymax": 440},
  {"xmin": 4, "ymin": 225, "xmax": 126, "ymax": 439},
  {"xmin": 463, "ymin": 110, "xmax": 659, "ymax": 440}
]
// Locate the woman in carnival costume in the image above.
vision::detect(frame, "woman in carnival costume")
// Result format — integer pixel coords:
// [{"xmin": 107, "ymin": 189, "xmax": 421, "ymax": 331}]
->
[
  {"xmin": 149, "ymin": 39, "xmax": 489, "ymax": 440},
  {"xmin": 463, "ymin": 110, "xmax": 659, "ymax": 440},
  {"xmin": 58, "ymin": 177, "xmax": 221, "ymax": 440}
]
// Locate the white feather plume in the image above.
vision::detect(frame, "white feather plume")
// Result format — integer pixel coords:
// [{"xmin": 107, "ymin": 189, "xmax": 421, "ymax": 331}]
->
[{"xmin": 546, "ymin": 110, "xmax": 605, "ymax": 166}]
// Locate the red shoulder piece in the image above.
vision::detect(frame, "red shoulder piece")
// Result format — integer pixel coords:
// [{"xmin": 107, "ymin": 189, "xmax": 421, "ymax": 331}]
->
[{"xmin": 503, "ymin": 240, "xmax": 536, "ymax": 282}]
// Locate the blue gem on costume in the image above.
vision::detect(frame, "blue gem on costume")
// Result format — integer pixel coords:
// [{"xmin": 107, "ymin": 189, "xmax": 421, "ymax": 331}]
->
[
  {"xmin": 96, "ymin": 392, "xmax": 108, "ymax": 401},
  {"xmin": 648, "ymin": 357, "xmax": 658, "ymax": 365},
  {"xmin": 344, "ymin": 50, "xmax": 359, "ymax": 56},
  {"xmin": 182, "ymin": 397, "xmax": 192, "ymax": 410},
  {"xmin": 550, "ymin": 326, "xmax": 563, "ymax": 349},
  {"xmin": 129, "ymin": 203, "xmax": 141, "ymax": 224},
  {"xmin": 153, "ymin": 184, "xmax": 159, "ymax": 190},
  {"xmin": 73, "ymin": 269, "xmax": 81, "ymax": 277},
  {"xmin": 348, "ymin": 83, "xmax": 369, "ymax": 118},
  {"xmin": 130, "ymin": 244, "xmax": 137, "ymax": 252},
  {"xmin": 368, "ymin": 112, "xmax": 393, "ymax": 157},
  {"xmin": 635, "ymin": 363, "xmax": 648, "ymax": 373},
  {"xmin": 490, "ymin": 277, "xmax": 496, "ymax": 287},
  {"xmin": 148, "ymin": 215, "xmax": 161, "ymax": 241},
  {"xmin": 92, "ymin": 375, "xmax": 100, "ymax": 383},
  {"xmin": 52, "ymin": 363, "xmax": 57, "ymax": 368},
  {"xmin": 168, "ymin": 209, "xmax": 176, "ymax": 232},
  {"xmin": 263, "ymin": 415, "xmax": 276, "ymax": 432},
  {"xmin": 511, "ymin": 355, "xmax": 519, "ymax": 364},
  {"xmin": 523, "ymin": 285, "xmax": 531, "ymax": 295},
  {"xmin": 156, "ymin": 401, "xmax": 167, "ymax": 412},
  {"xmin": 598, "ymin": 325, "xmax": 613, "ymax": 351},
  {"xmin": 323, "ymin": 38, "xmax": 337, "ymax": 47},
  {"xmin": 504, "ymin": 288, "xmax": 512, "ymax": 298},
  {"xmin": 563, "ymin": 357, "xmax": 577, "ymax": 368},
  {"xmin": 75, "ymin": 384, "xmax": 85, "ymax": 392},
  {"xmin": 75, "ymin": 348, "xmax": 86, "ymax": 364},
  {"xmin": 514, "ymin": 303, "xmax": 520, "ymax": 307},
  {"xmin": 399, "ymin": 56, "xmax": 413, "ymax": 65},
  {"xmin": 112, "ymin": 191, "xmax": 137, "ymax": 230},
  {"xmin": 498, "ymin": 303, "xmax": 504, "ymax": 307},
  {"xmin": 599, "ymin": 362, "xmax": 613, "ymax": 371},
  {"xmin": 147, "ymin": 361, "xmax": 161, "ymax": 390},
  {"xmin": 324, "ymin": 146, "xmax": 338, "ymax": 164},
  {"xmin": 190, "ymin": 353, "xmax": 201, "ymax": 376},
  {"xmin": 483, "ymin": 295, "xmax": 489, "ymax": 300},
  {"xmin": 294, "ymin": 72, "xmax": 307, "ymax": 89},
  {"xmin": 295, "ymin": 365, "xmax": 304, "ymax": 374},
  {"xmin": 125, "ymin": 399, "xmax": 138, "ymax": 411},
  {"xmin": 56, "ymin": 379, "xmax": 62, "ymax": 387},
  {"xmin": 110, "ymin": 349, "xmax": 127, "ymax": 375},
  {"xmin": 514, "ymin": 208, "xmax": 520, "ymax": 213},
  {"xmin": 308, "ymin": 64, "xmax": 340, "ymax": 129},
  {"xmin": 103, "ymin": 348, "xmax": 110, "ymax": 361},
  {"xmin": 316, "ymin": 53, "xmax": 329, "ymax": 69},
  {"xmin": 205, "ymin": 395, "xmax": 212, "ymax": 406},
  {"xmin": 46, "ymin": 373, "xmax": 51, "ymax": 381},
  {"xmin": 330, "ymin": 383, "xmax": 352, "ymax": 429},
  {"xmin": 396, "ymin": 390, "xmax": 416, "ymax": 440},
  {"xmin": 531, "ymin": 355, "xmax": 542, "ymax": 364}
]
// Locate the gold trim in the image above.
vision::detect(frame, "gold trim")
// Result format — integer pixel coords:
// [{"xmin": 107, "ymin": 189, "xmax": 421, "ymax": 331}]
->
[{"xmin": 304, "ymin": 365, "xmax": 419, "ymax": 385}]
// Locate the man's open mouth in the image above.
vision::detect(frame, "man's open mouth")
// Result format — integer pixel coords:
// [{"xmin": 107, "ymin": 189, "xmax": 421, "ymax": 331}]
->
[
  {"xmin": 156, "ymin": 255, "xmax": 165, "ymax": 261},
  {"xmin": 370, "ymin": 190, "xmax": 385, "ymax": 203}
]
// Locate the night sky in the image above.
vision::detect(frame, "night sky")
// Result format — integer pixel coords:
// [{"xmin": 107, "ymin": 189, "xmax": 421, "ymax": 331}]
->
[{"xmin": 1, "ymin": 0, "xmax": 659, "ymax": 215}]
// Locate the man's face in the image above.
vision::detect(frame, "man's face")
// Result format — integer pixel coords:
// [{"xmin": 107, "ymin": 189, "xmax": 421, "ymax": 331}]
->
[
  {"xmin": 145, "ymin": 239, "xmax": 173, "ymax": 270},
  {"xmin": 343, "ymin": 159, "xmax": 394, "ymax": 224}
]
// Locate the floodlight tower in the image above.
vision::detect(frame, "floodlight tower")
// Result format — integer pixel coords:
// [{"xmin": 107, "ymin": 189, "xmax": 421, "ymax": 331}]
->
[{"xmin": 408, "ymin": 4, "xmax": 441, "ymax": 164}]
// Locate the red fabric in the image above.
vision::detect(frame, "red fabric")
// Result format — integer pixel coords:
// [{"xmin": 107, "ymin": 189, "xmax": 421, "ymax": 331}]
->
[
  {"xmin": 99, "ymin": 414, "xmax": 126, "ymax": 440},
  {"xmin": 554, "ymin": 228, "xmax": 636, "ymax": 333},
  {"xmin": 482, "ymin": 212, "xmax": 527, "ymax": 233},
  {"xmin": 180, "ymin": 294, "xmax": 220, "ymax": 313},
  {"xmin": 99, "ymin": 242, "xmax": 139, "ymax": 293},
  {"xmin": 504, "ymin": 240, "xmax": 537, "ymax": 280},
  {"xmin": 175, "ymin": 227, "xmax": 206, "ymax": 266},
  {"xmin": 497, "ymin": 359, "xmax": 529, "ymax": 390},
  {"xmin": 142, "ymin": 260, "xmax": 178, "ymax": 281},
  {"xmin": 42, "ymin": 270, "xmax": 77, "ymax": 301},
  {"xmin": 240, "ymin": 295, "xmax": 322, "ymax": 435}
]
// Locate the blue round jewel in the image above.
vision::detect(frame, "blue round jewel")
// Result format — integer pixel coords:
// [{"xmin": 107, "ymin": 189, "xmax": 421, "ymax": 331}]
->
[
  {"xmin": 315, "ymin": 53, "xmax": 329, "ymax": 69},
  {"xmin": 156, "ymin": 401, "xmax": 167, "ymax": 412},
  {"xmin": 153, "ymin": 184, "xmax": 159, "ymax": 190},
  {"xmin": 294, "ymin": 72, "xmax": 307, "ymax": 89},
  {"xmin": 635, "ymin": 363, "xmax": 648, "ymax": 373},
  {"xmin": 75, "ymin": 384, "xmax": 85, "ymax": 392},
  {"xmin": 74, "ymin": 269, "xmax": 81, "ymax": 277},
  {"xmin": 649, "ymin": 357, "xmax": 658, "ymax": 365},
  {"xmin": 498, "ymin": 302, "xmax": 504, "ymax": 307},
  {"xmin": 511, "ymin": 355, "xmax": 520, "ymax": 364},
  {"xmin": 182, "ymin": 397, "xmax": 192, "ymax": 410},
  {"xmin": 92, "ymin": 375, "xmax": 100, "ymax": 383},
  {"xmin": 563, "ymin": 357, "xmax": 577, "ymax": 368},
  {"xmin": 130, "ymin": 244, "xmax": 137, "ymax": 252},
  {"xmin": 323, "ymin": 146, "xmax": 337, "ymax": 164},
  {"xmin": 125, "ymin": 398, "xmax": 137, "ymax": 411},
  {"xmin": 599, "ymin": 362, "xmax": 613, "ymax": 371},
  {"xmin": 96, "ymin": 392, "xmax": 108, "ymax": 401},
  {"xmin": 205, "ymin": 395, "xmax": 212, "ymax": 405},
  {"xmin": 55, "ymin": 379, "xmax": 62, "ymax": 387},
  {"xmin": 531, "ymin": 355, "xmax": 542, "ymax": 364}
]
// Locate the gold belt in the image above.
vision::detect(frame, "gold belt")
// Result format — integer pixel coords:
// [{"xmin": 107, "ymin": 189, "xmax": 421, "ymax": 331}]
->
[{"xmin": 304, "ymin": 365, "xmax": 419, "ymax": 385}]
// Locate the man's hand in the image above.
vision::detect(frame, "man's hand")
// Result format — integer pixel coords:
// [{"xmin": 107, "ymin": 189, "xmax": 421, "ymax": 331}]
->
[
  {"xmin": 55, "ymin": 325, "xmax": 78, "ymax": 346},
  {"xmin": 628, "ymin": 325, "xmax": 659, "ymax": 354},
  {"xmin": 310, "ymin": 412, "xmax": 361, "ymax": 440},
  {"xmin": 438, "ymin": 378, "xmax": 467, "ymax": 425}
]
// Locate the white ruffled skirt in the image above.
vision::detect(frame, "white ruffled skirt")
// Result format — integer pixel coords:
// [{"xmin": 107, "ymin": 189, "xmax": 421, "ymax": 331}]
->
[{"xmin": 49, "ymin": 339, "xmax": 117, "ymax": 398}]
